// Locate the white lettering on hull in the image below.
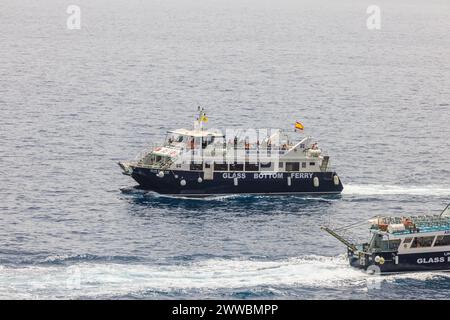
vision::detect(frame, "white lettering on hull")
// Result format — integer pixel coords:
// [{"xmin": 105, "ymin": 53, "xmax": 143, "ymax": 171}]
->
[
  {"xmin": 254, "ymin": 173, "xmax": 284, "ymax": 179},
  {"xmin": 290, "ymin": 173, "xmax": 313, "ymax": 179},
  {"xmin": 222, "ymin": 172, "xmax": 314, "ymax": 180},
  {"xmin": 417, "ymin": 257, "xmax": 450, "ymax": 264},
  {"xmin": 223, "ymin": 173, "xmax": 246, "ymax": 179}
]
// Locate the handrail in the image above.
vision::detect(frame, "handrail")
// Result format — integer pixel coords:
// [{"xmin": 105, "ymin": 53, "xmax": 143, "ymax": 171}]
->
[
  {"xmin": 133, "ymin": 142, "xmax": 331, "ymax": 169},
  {"xmin": 136, "ymin": 145, "xmax": 294, "ymax": 157}
]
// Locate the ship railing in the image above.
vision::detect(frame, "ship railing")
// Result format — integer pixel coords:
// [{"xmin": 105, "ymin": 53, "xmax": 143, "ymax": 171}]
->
[
  {"xmin": 176, "ymin": 155, "xmax": 290, "ymax": 165},
  {"xmin": 134, "ymin": 144, "xmax": 160, "ymax": 161},
  {"xmin": 383, "ymin": 215, "xmax": 450, "ymax": 226},
  {"xmin": 321, "ymin": 215, "xmax": 374, "ymax": 252},
  {"xmin": 133, "ymin": 143, "xmax": 335, "ymax": 166},
  {"xmin": 175, "ymin": 146, "xmax": 293, "ymax": 162},
  {"xmin": 205, "ymin": 149, "xmax": 289, "ymax": 157},
  {"xmin": 134, "ymin": 160, "xmax": 172, "ymax": 170}
]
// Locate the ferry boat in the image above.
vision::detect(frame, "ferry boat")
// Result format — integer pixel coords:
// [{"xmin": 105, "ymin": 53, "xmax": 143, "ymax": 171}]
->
[
  {"xmin": 118, "ymin": 108, "xmax": 343, "ymax": 197},
  {"xmin": 322, "ymin": 204, "xmax": 450, "ymax": 274}
]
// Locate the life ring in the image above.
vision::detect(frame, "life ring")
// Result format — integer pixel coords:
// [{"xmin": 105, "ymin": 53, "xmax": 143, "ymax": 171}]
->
[{"xmin": 374, "ymin": 256, "xmax": 385, "ymax": 265}]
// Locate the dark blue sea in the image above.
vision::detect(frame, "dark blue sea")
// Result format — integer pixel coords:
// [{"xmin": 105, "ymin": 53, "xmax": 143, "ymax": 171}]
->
[{"xmin": 1, "ymin": 0, "xmax": 450, "ymax": 299}]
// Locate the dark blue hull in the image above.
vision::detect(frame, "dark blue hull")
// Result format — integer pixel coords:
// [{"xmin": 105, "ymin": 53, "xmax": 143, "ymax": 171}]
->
[
  {"xmin": 349, "ymin": 250, "xmax": 450, "ymax": 274},
  {"xmin": 130, "ymin": 167, "xmax": 343, "ymax": 196}
]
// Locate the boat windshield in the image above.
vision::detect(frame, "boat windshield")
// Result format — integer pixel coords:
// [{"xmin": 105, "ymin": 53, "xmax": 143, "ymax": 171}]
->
[
  {"xmin": 140, "ymin": 153, "xmax": 171, "ymax": 166},
  {"xmin": 166, "ymin": 134, "xmax": 187, "ymax": 145},
  {"xmin": 369, "ymin": 233, "xmax": 401, "ymax": 252}
]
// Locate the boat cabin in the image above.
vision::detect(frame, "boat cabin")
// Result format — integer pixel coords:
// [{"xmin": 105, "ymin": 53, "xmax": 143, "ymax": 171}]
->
[
  {"xmin": 367, "ymin": 214, "xmax": 450, "ymax": 254},
  {"xmin": 138, "ymin": 127, "xmax": 329, "ymax": 174}
]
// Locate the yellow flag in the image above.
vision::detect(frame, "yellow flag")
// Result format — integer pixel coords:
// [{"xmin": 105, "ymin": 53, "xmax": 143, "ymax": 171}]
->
[
  {"xmin": 201, "ymin": 114, "xmax": 208, "ymax": 122},
  {"xmin": 295, "ymin": 121, "xmax": 304, "ymax": 130}
]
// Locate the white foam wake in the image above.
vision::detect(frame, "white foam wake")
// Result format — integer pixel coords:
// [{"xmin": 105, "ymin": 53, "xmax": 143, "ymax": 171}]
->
[
  {"xmin": 0, "ymin": 255, "xmax": 365, "ymax": 299},
  {"xmin": 343, "ymin": 184, "xmax": 450, "ymax": 196},
  {"xmin": 120, "ymin": 187, "xmax": 253, "ymax": 201},
  {"xmin": 2, "ymin": 255, "xmax": 448, "ymax": 299}
]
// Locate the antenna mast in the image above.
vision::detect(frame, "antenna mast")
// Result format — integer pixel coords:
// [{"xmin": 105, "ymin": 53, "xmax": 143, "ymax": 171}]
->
[
  {"xmin": 440, "ymin": 203, "xmax": 450, "ymax": 217},
  {"xmin": 197, "ymin": 106, "xmax": 205, "ymax": 131}
]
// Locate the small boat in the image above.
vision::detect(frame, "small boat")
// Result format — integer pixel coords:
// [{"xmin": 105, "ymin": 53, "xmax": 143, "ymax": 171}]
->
[
  {"xmin": 118, "ymin": 107, "xmax": 343, "ymax": 197},
  {"xmin": 322, "ymin": 204, "xmax": 450, "ymax": 274}
]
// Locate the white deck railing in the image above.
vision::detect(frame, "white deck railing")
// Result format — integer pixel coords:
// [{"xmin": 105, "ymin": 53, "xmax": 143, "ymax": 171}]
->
[{"xmin": 132, "ymin": 143, "xmax": 334, "ymax": 172}]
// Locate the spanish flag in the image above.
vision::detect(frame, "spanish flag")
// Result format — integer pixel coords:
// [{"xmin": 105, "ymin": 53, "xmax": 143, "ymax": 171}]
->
[{"xmin": 295, "ymin": 121, "xmax": 304, "ymax": 131}]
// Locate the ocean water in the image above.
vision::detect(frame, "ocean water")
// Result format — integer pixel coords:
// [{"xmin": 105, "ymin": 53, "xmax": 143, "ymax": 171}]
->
[{"xmin": 1, "ymin": 0, "xmax": 450, "ymax": 299}]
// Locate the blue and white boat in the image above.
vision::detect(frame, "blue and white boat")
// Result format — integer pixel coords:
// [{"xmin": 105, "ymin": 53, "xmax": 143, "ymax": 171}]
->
[
  {"xmin": 322, "ymin": 204, "xmax": 450, "ymax": 273},
  {"xmin": 119, "ymin": 108, "xmax": 343, "ymax": 197}
]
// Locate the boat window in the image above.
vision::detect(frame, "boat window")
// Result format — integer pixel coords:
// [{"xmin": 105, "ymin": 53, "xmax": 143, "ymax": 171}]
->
[
  {"xmin": 434, "ymin": 235, "xmax": 450, "ymax": 247},
  {"xmin": 386, "ymin": 239, "xmax": 401, "ymax": 251},
  {"xmin": 205, "ymin": 163, "xmax": 211, "ymax": 169},
  {"xmin": 370, "ymin": 234, "xmax": 383, "ymax": 250},
  {"xmin": 190, "ymin": 162, "xmax": 203, "ymax": 171},
  {"xmin": 309, "ymin": 162, "xmax": 315, "ymax": 166},
  {"xmin": 214, "ymin": 163, "xmax": 228, "ymax": 171},
  {"xmin": 230, "ymin": 163, "xmax": 244, "ymax": 171},
  {"xmin": 401, "ymin": 237, "xmax": 413, "ymax": 249},
  {"xmin": 278, "ymin": 162, "xmax": 284, "ymax": 169},
  {"xmin": 260, "ymin": 162, "xmax": 272, "ymax": 168},
  {"xmin": 245, "ymin": 163, "xmax": 259, "ymax": 171},
  {"xmin": 410, "ymin": 236, "xmax": 435, "ymax": 248},
  {"xmin": 286, "ymin": 162, "xmax": 300, "ymax": 172},
  {"xmin": 302, "ymin": 162, "xmax": 306, "ymax": 168}
]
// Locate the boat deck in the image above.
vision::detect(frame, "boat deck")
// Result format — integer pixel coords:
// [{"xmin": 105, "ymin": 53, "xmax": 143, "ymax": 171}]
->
[{"xmin": 372, "ymin": 215, "xmax": 450, "ymax": 235}]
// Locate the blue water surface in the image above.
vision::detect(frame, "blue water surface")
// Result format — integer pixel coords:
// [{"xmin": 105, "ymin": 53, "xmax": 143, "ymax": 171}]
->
[{"xmin": 0, "ymin": 0, "xmax": 449, "ymax": 299}]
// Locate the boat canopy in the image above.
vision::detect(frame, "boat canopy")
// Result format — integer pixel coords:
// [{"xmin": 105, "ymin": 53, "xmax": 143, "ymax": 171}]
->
[{"xmin": 151, "ymin": 146, "xmax": 180, "ymax": 157}]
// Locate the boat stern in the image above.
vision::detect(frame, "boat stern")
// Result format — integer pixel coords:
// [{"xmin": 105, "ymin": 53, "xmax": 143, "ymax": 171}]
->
[
  {"xmin": 332, "ymin": 171, "xmax": 344, "ymax": 193},
  {"xmin": 347, "ymin": 248, "xmax": 371, "ymax": 270}
]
